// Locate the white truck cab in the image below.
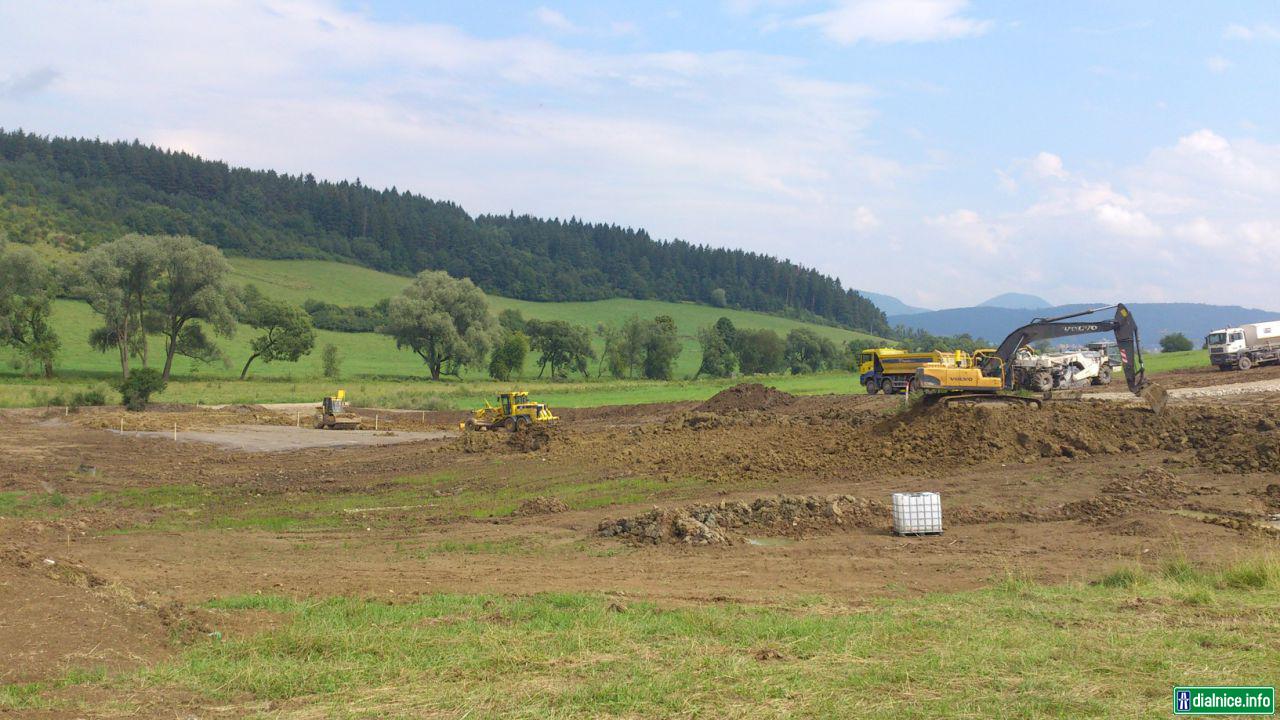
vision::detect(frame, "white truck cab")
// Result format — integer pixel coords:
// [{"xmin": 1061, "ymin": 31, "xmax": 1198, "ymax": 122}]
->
[{"xmin": 1206, "ymin": 328, "xmax": 1246, "ymax": 355}]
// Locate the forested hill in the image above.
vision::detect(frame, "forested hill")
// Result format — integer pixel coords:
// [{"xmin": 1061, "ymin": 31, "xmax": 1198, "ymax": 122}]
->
[{"xmin": 0, "ymin": 130, "xmax": 889, "ymax": 335}]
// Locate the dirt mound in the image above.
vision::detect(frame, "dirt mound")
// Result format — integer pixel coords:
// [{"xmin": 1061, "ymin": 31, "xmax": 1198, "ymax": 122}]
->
[
  {"xmin": 1101, "ymin": 467, "xmax": 1194, "ymax": 500},
  {"xmin": 1253, "ymin": 483, "xmax": 1280, "ymax": 511},
  {"xmin": 509, "ymin": 424, "xmax": 554, "ymax": 452},
  {"xmin": 514, "ymin": 496, "xmax": 570, "ymax": 516},
  {"xmin": 0, "ymin": 547, "xmax": 208, "ymax": 684},
  {"xmin": 598, "ymin": 494, "xmax": 888, "ymax": 545},
  {"xmin": 697, "ymin": 384, "xmax": 795, "ymax": 413},
  {"xmin": 76, "ymin": 405, "xmax": 295, "ymax": 431}
]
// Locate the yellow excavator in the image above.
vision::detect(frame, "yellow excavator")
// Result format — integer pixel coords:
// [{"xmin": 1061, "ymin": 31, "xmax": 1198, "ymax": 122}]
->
[
  {"xmin": 461, "ymin": 391, "xmax": 558, "ymax": 431},
  {"xmin": 914, "ymin": 304, "xmax": 1168, "ymax": 413}
]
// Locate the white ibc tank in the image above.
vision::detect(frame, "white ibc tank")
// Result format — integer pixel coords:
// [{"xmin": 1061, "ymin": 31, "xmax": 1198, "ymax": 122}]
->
[{"xmin": 892, "ymin": 492, "xmax": 942, "ymax": 535}]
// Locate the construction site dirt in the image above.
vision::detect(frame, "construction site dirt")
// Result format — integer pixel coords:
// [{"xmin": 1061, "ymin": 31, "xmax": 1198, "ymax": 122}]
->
[{"xmin": 3, "ymin": 377, "xmax": 1278, "ymax": 693}]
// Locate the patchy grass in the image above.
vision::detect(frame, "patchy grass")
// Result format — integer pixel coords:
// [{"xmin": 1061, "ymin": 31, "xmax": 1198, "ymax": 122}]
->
[
  {"xmin": 56, "ymin": 469, "xmax": 695, "ymax": 535},
  {"xmin": 12, "ymin": 557, "xmax": 1278, "ymax": 718},
  {"xmin": 1143, "ymin": 349, "xmax": 1208, "ymax": 373}
]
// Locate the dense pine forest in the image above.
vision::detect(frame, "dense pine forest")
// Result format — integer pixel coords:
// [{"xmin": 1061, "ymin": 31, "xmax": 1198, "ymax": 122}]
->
[{"xmin": 0, "ymin": 130, "xmax": 888, "ymax": 335}]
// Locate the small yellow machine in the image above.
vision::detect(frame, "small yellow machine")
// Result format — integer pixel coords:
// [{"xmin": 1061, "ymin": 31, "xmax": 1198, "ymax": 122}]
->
[
  {"xmin": 461, "ymin": 391, "xmax": 558, "ymax": 431},
  {"xmin": 316, "ymin": 390, "xmax": 362, "ymax": 430}
]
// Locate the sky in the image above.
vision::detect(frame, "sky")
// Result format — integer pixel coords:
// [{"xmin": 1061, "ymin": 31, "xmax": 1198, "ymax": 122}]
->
[{"xmin": 1, "ymin": 1, "xmax": 1278, "ymax": 310}]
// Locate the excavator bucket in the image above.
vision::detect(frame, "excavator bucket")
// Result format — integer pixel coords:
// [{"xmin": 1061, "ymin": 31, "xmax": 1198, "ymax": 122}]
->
[{"xmin": 1140, "ymin": 382, "xmax": 1169, "ymax": 415}]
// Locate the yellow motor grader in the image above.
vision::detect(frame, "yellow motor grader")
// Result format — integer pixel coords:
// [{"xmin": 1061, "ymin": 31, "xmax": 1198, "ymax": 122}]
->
[{"xmin": 461, "ymin": 391, "xmax": 558, "ymax": 431}]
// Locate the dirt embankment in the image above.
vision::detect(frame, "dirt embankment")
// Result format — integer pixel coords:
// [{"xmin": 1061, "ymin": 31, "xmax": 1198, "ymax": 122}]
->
[
  {"xmin": 597, "ymin": 466, "xmax": 1264, "ymax": 547},
  {"xmin": 552, "ymin": 393, "xmax": 1280, "ymax": 486},
  {"xmin": 598, "ymin": 494, "xmax": 887, "ymax": 545},
  {"xmin": 0, "ymin": 546, "xmax": 211, "ymax": 684}
]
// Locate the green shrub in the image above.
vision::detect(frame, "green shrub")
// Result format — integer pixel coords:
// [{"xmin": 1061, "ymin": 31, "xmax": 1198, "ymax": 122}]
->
[
  {"xmin": 117, "ymin": 368, "xmax": 167, "ymax": 411},
  {"xmin": 322, "ymin": 343, "xmax": 341, "ymax": 379},
  {"xmin": 71, "ymin": 388, "xmax": 108, "ymax": 407}
]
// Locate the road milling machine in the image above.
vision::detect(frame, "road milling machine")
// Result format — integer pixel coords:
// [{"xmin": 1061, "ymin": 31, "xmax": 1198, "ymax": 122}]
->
[{"xmin": 914, "ymin": 304, "xmax": 1168, "ymax": 413}]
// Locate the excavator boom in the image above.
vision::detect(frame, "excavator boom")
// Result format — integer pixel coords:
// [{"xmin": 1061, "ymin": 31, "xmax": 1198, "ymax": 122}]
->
[{"xmin": 991, "ymin": 304, "xmax": 1146, "ymax": 394}]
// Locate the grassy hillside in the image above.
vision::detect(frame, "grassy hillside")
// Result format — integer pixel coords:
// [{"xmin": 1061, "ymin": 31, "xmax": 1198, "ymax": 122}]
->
[
  {"xmin": 0, "ymin": 257, "xmax": 885, "ymax": 407},
  {"xmin": 227, "ymin": 258, "xmax": 880, "ymax": 354}
]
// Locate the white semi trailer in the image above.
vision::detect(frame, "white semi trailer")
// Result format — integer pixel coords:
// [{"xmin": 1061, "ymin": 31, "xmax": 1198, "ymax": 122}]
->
[{"xmin": 1206, "ymin": 321, "xmax": 1280, "ymax": 371}]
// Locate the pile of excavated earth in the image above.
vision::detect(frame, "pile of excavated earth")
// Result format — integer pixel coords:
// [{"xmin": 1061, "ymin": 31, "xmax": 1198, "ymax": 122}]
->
[
  {"xmin": 548, "ymin": 394, "xmax": 1280, "ymax": 488},
  {"xmin": 597, "ymin": 466, "xmax": 1260, "ymax": 546}
]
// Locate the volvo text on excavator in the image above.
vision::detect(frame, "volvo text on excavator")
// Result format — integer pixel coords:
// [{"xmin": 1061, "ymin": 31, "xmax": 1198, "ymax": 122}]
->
[{"xmin": 913, "ymin": 304, "xmax": 1169, "ymax": 413}]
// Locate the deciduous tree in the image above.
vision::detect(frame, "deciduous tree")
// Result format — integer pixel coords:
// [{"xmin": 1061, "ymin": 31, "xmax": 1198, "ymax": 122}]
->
[
  {"xmin": 152, "ymin": 236, "xmax": 238, "ymax": 381},
  {"xmin": 0, "ymin": 245, "xmax": 60, "ymax": 378},
  {"xmin": 526, "ymin": 319, "xmax": 594, "ymax": 379},
  {"xmin": 81, "ymin": 234, "xmax": 160, "ymax": 379},
  {"xmin": 384, "ymin": 270, "xmax": 496, "ymax": 381},
  {"xmin": 238, "ymin": 285, "xmax": 315, "ymax": 379}
]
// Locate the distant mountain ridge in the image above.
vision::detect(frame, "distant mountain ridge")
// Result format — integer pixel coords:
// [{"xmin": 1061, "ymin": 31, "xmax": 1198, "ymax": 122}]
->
[
  {"xmin": 977, "ymin": 292, "xmax": 1050, "ymax": 309},
  {"xmin": 889, "ymin": 302, "xmax": 1280, "ymax": 346},
  {"xmin": 858, "ymin": 290, "xmax": 930, "ymax": 316}
]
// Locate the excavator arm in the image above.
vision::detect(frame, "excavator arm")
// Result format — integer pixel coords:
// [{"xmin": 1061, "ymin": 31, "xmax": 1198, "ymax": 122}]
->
[{"xmin": 990, "ymin": 304, "xmax": 1147, "ymax": 394}]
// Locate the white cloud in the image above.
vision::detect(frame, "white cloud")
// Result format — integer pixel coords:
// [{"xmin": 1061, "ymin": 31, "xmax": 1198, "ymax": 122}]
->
[
  {"xmin": 1028, "ymin": 151, "xmax": 1067, "ymax": 180},
  {"xmin": 925, "ymin": 209, "xmax": 1009, "ymax": 254},
  {"xmin": 1092, "ymin": 202, "xmax": 1162, "ymax": 238},
  {"xmin": 1206, "ymin": 56, "xmax": 1232, "ymax": 73},
  {"xmin": 956, "ymin": 131, "xmax": 1280, "ymax": 307},
  {"xmin": 1224, "ymin": 23, "xmax": 1280, "ymax": 41},
  {"xmin": 796, "ymin": 0, "xmax": 990, "ymax": 44},
  {"xmin": 852, "ymin": 205, "xmax": 880, "ymax": 231},
  {"xmin": 533, "ymin": 6, "xmax": 579, "ymax": 32}
]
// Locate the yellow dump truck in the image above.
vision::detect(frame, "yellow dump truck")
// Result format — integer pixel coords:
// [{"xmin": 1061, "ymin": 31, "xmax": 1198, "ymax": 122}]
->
[{"xmin": 859, "ymin": 348, "xmax": 973, "ymax": 395}]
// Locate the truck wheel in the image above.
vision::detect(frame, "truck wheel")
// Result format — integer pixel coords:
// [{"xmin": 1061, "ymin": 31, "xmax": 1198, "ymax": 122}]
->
[
  {"xmin": 880, "ymin": 378, "xmax": 896, "ymax": 395},
  {"xmin": 1093, "ymin": 365, "xmax": 1112, "ymax": 385},
  {"xmin": 1238, "ymin": 355, "xmax": 1253, "ymax": 371},
  {"xmin": 864, "ymin": 379, "xmax": 879, "ymax": 395}
]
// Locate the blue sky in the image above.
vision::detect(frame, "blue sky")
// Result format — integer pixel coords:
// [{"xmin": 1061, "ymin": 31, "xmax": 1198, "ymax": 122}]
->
[{"xmin": 2, "ymin": 1, "xmax": 1277, "ymax": 309}]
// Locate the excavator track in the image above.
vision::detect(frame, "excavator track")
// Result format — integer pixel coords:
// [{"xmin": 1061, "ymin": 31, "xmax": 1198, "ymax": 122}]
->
[{"xmin": 929, "ymin": 393, "xmax": 1043, "ymax": 410}]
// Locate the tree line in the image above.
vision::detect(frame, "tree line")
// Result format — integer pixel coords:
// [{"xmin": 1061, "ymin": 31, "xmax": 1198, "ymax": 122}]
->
[
  {"xmin": 0, "ymin": 235, "xmax": 319, "ymax": 398},
  {"xmin": 0, "ymin": 129, "xmax": 889, "ymax": 335}
]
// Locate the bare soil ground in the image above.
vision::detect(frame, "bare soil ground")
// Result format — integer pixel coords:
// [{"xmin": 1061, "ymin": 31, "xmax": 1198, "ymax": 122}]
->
[{"xmin": 2, "ymin": 378, "xmax": 1278, "ymax": 699}]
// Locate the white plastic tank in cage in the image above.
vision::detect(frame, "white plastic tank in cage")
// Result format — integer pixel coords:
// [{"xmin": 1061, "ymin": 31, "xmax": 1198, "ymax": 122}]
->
[{"xmin": 891, "ymin": 492, "xmax": 942, "ymax": 535}]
